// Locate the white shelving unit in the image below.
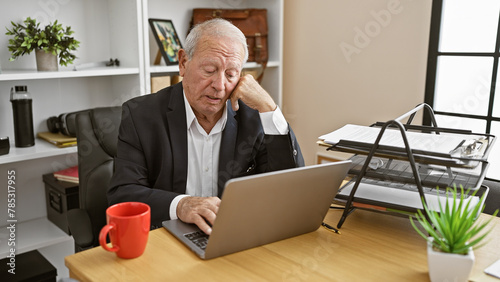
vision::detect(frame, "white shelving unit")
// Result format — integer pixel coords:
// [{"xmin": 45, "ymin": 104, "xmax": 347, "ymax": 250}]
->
[
  {"xmin": 0, "ymin": 141, "xmax": 77, "ymax": 165},
  {"xmin": 0, "ymin": 217, "xmax": 72, "ymax": 258},
  {"xmin": 0, "ymin": 0, "xmax": 144, "ymax": 279},
  {"xmin": 0, "ymin": 0, "xmax": 283, "ymax": 279},
  {"xmin": 0, "ymin": 67, "xmax": 140, "ymax": 81},
  {"xmin": 0, "ymin": 0, "xmax": 145, "ymax": 163}
]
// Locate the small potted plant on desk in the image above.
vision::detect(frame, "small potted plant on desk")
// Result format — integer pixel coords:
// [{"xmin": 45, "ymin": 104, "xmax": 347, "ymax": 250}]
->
[
  {"xmin": 5, "ymin": 17, "xmax": 79, "ymax": 71},
  {"xmin": 410, "ymin": 186, "xmax": 498, "ymax": 282}
]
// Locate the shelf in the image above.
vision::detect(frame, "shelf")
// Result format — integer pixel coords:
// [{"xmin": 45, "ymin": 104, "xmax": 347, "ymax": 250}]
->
[
  {"xmin": 243, "ymin": 61, "xmax": 280, "ymax": 68},
  {"xmin": 0, "ymin": 217, "xmax": 72, "ymax": 257},
  {"xmin": 148, "ymin": 61, "xmax": 280, "ymax": 75},
  {"xmin": 0, "ymin": 140, "xmax": 77, "ymax": 165},
  {"xmin": 0, "ymin": 67, "xmax": 140, "ymax": 81}
]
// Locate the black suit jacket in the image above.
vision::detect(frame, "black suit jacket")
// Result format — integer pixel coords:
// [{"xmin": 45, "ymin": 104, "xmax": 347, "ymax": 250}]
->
[{"xmin": 108, "ymin": 83, "xmax": 304, "ymax": 226}]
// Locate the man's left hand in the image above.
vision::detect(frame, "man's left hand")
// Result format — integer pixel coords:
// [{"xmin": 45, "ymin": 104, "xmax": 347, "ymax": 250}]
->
[{"xmin": 230, "ymin": 74, "xmax": 276, "ymax": 113}]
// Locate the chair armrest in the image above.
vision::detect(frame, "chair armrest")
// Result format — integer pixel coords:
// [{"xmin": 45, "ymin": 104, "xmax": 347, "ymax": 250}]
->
[{"xmin": 67, "ymin": 209, "xmax": 95, "ymax": 248}]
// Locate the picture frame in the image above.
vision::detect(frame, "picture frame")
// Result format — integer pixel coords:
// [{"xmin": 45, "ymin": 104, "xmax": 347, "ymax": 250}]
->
[{"xmin": 148, "ymin": 18, "xmax": 183, "ymax": 65}]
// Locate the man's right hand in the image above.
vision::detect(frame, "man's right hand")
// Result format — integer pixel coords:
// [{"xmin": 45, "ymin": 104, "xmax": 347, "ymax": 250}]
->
[{"xmin": 176, "ymin": 196, "xmax": 221, "ymax": 235}]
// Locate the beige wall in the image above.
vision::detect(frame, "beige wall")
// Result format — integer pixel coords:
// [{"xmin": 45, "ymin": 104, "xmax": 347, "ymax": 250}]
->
[{"xmin": 283, "ymin": 0, "xmax": 433, "ymax": 164}]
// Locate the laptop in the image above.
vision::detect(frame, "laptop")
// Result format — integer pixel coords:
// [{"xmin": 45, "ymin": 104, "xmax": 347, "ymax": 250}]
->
[{"xmin": 162, "ymin": 160, "xmax": 352, "ymax": 259}]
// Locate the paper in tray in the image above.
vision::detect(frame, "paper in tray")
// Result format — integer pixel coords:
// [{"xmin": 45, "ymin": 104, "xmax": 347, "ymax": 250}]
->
[
  {"xmin": 346, "ymin": 155, "xmax": 487, "ymax": 190},
  {"xmin": 319, "ymin": 124, "xmax": 493, "ymax": 168}
]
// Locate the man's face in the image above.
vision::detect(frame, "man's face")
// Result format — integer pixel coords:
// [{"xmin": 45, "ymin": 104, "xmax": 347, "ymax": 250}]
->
[{"xmin": 179, "ymin": 36, "xmax": 245, "ymax": 120}]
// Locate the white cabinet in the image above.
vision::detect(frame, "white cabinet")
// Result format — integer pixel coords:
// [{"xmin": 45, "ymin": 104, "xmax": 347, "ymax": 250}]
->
[{"xmin": 0, "ymin": 0, "xmax": 283, "ymax": 279}]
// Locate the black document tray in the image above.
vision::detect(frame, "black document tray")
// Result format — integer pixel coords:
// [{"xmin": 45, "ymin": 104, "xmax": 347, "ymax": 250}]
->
[{"xmin": 321, "ymin": 103, "xmax": 496, "ymax": 228}]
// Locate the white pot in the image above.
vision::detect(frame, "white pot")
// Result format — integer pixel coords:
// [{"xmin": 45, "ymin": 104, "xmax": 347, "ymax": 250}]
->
[
  {"xmin": 427, "ymin": 239, "xmax": 475, "ymax": 282},
  {"xmin": 35, "ymin": 49, "xmax": 58, "ymax": 71}
]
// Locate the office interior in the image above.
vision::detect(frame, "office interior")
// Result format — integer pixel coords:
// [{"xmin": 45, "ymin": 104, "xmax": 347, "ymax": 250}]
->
[{"xmin": 0, "ymin": 0, "xmax": 499, "ymax": 280}]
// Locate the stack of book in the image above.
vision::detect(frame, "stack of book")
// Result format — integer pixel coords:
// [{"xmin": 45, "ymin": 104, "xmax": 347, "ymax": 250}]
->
[
  {"xmin": 37, "ymin": 132, "xmax": 77, "ymax": 148},
  {"xmin": 53, "ymin": 165, "xmax": 79, "ymax": 184}
]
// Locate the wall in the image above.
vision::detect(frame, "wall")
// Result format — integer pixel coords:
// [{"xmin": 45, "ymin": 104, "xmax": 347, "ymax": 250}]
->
[{"xmin": 283, "ymin": 0, "xmax": 433, "ymax": 164}]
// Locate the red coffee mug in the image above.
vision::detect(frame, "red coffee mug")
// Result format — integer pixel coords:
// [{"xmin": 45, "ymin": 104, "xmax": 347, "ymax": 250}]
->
[{"xmin": 99, "ymin": 202, "xmax": 151, "ymax": 259}]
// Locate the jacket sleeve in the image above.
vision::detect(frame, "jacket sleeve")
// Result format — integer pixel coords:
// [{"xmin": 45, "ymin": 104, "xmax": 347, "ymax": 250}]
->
[{"xmin": 261, "ymin": 125, "xmax": 305, "ymax": 172}]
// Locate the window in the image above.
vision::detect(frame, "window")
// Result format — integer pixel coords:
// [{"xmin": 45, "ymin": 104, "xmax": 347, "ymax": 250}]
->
[{"xmin": 425, "ymin": 0, "xmax": 500, "ymax": 181}]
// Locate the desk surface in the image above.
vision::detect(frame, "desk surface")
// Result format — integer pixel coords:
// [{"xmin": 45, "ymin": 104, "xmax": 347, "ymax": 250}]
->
[{"xmin": 65, "ymin": 209, "xmax": 500, "ymax": 281}]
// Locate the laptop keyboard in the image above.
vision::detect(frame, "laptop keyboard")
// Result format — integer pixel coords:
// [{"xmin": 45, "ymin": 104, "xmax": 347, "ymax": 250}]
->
[{"xmin": 184, "ymin": 231, "xmax": 209, "ymax": 250}]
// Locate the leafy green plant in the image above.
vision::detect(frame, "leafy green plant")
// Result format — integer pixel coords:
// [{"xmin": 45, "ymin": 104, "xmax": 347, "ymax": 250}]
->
[
  {"xmin": 410, "ymin": 186, "xmax": 498, "ymax": 255},
  {"xmin": 5, "ymin": 17, "xmax": 80, "ymax": 66}
]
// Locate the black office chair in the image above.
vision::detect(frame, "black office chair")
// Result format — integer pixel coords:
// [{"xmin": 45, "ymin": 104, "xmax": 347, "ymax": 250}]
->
[
  {"xmin": 483, "ymin": 179, "xmax": 500, "ymax": 217},
  {"xmin": 67, "ymin": 106, "xmax": 122, "ymax": 252}
]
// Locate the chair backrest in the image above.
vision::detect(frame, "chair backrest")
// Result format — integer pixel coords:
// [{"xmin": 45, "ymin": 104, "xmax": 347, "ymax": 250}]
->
[
  {"xmin": 483, "ymin": 179, "xmax": 500, "ymax": 216},
  {"xmin": 75, "ymin": 106, "xmax": 122, "ymax": 247}
]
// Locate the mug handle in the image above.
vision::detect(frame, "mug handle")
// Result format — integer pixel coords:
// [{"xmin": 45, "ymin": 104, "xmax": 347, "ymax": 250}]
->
[{"xmin": 99, "ymin": 224, "xmax": 120, "ymax": 252}]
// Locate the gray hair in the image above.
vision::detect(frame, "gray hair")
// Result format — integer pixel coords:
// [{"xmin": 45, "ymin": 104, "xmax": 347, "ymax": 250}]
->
[{"xmin": 184, "ymin": 18, "xmax": 248, "ymax": 65}]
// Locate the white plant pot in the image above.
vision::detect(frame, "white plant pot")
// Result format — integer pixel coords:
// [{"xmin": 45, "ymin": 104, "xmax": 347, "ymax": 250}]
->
[{"xmin": 427, "ymin": 239, "xmax": 475, "ymax": 282}]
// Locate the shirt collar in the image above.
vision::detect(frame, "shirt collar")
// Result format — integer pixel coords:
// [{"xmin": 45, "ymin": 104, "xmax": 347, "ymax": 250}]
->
[{"xmin": 183, "ymin": 91, "xmax": 228, "ymax": 134}]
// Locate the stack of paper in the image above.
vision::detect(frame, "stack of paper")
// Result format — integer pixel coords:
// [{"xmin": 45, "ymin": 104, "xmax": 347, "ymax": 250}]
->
[{"xmin": 319, "ymin": 124, "xmax": 476, "ymax": 156}]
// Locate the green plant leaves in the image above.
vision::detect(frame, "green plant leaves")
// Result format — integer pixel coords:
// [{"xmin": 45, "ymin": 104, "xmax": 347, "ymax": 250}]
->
[
  {"xmin": 410, "ymin": 186, "xmax": 498, "ymax": 255},
  {"xmin": 5, "ymin": 17, "xmax": 79, "ymax": 66}
]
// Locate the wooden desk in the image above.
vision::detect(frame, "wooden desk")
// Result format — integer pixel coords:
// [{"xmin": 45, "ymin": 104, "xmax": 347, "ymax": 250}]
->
[{"xmin": 65, "ymin": 209, "xmax": 500, "ymax": 281}]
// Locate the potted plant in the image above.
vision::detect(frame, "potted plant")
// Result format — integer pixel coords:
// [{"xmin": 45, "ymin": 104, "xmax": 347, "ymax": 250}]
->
[
  {"xmin": 5, "ymin": 17, "xmax": 80, "ymax": 71},
  {"xmin": 410, "ymin": 186, "xmax": 498, "ymax": 282}
]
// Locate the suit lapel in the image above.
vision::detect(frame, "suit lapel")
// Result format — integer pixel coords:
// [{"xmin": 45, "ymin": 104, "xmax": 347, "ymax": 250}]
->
[
  {"xmin": 166, "ymin": 87, "xmax": 238, "ymax": 196},
  {"xmin": 218, "ymin": 102, "xmax": 237, "ymax": 197},
  {"xmin": 166, "ymin": 83, "xmax": 188, "ymax": 194}
]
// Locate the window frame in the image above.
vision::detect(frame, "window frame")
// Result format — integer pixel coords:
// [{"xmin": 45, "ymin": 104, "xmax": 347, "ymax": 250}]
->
[
  {"xmin": 424, "ymin": 0, "xmax": 500, "ymax": 181},
  {"xmin": 424, "ymin": 0, "xmax": 500, "ymax": 128}
]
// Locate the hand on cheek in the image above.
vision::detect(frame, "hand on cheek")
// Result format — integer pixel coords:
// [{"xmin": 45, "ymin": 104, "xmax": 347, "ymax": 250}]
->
[{"xmin": 230, "ymin": 74, "xmax": 276, "ymax": 113}]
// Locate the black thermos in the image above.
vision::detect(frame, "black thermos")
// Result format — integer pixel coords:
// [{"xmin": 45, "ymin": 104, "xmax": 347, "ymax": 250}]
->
[{"xmin": 10, "ymin": 85, "xmax": 35, "ymax": 147}]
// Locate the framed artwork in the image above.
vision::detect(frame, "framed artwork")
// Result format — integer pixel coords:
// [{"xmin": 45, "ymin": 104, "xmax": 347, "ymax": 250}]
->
[{"xmin": 148, "ymin": 19, "xmax": 183, "ymax": 65}]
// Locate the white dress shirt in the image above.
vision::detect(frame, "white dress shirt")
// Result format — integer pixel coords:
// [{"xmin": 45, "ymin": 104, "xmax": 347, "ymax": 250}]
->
[{"xmin": 169, "ymin": 92, "xmax": 289, "ymax": 219}]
